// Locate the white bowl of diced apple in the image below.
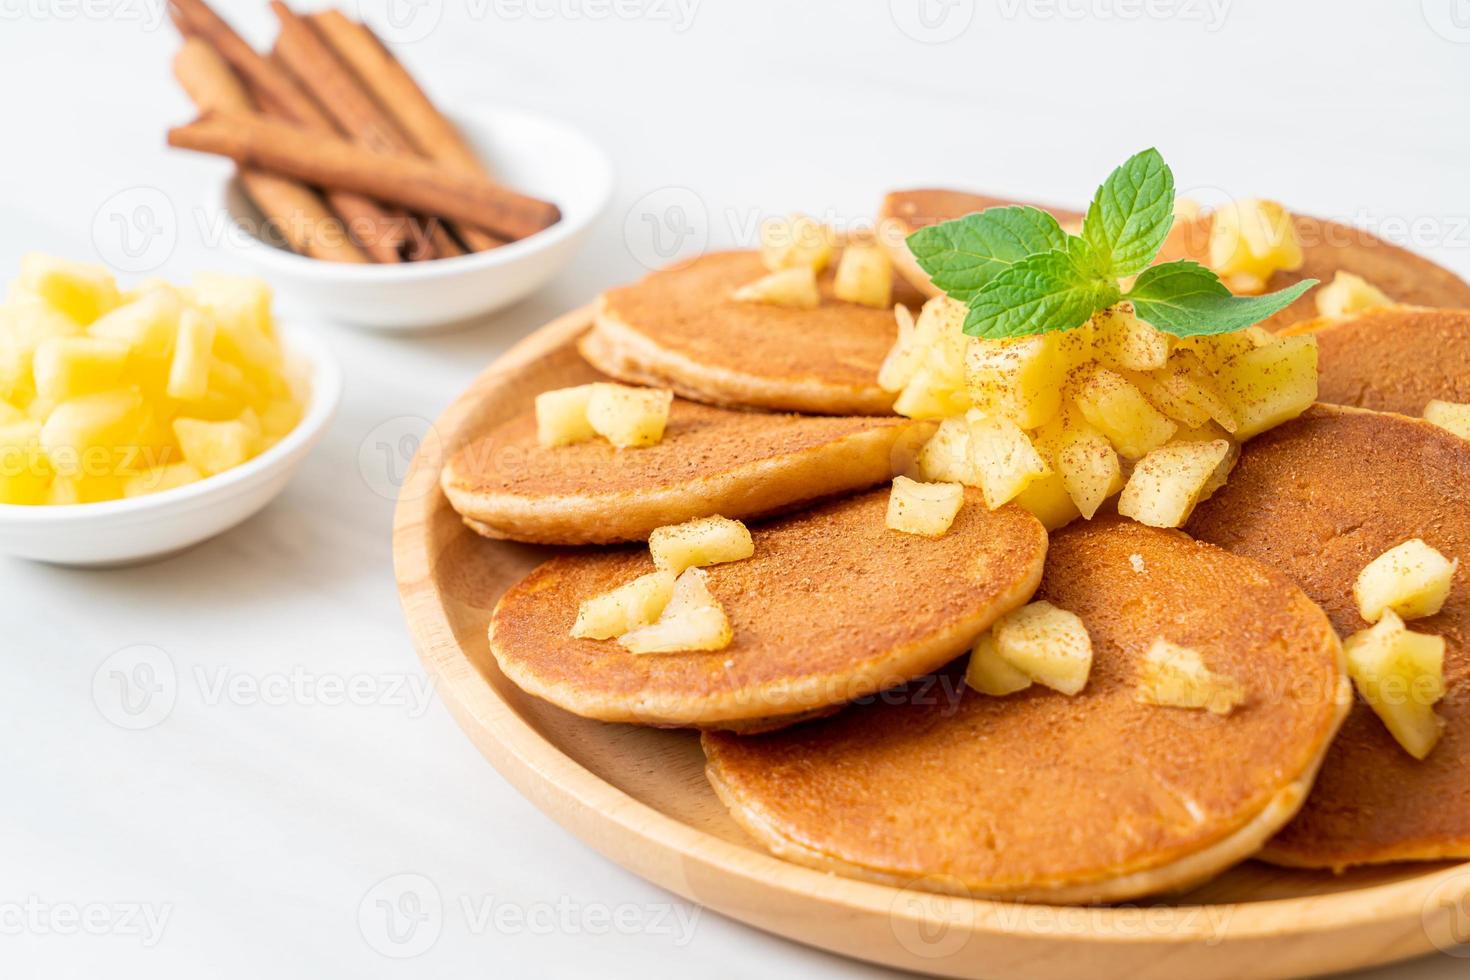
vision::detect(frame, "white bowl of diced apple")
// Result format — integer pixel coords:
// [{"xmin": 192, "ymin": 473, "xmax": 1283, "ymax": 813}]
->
[{"xmin": 0, "ymin": 256, "xmax": 341, "ymax": 566}]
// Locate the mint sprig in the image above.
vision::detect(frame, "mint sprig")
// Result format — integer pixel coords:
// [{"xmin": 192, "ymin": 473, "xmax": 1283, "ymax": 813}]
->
[{"xmin": 907, "ymin": 148, "xmax": 1317, "ymax": 339}]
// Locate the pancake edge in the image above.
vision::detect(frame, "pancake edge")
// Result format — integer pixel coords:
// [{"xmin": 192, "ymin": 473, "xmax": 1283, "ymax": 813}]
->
[
  {"xmin": 440, "ymin": 420, "xmax": 934, "ymax": 545},
  {"xmin": 702, "ymin": 669, "xmax": 1350, "ymax": 905},
  {"xmin": 582, "ymin": 305, "xmax": 898, "ymax": 416},
  {"xmin": 485, "ymin": 513, "xmax": 1048, "ymax": 730}
]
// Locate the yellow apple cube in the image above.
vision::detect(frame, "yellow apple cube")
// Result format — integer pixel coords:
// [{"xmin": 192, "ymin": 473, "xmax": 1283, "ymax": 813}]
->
[
  {"xmin": 649, "ymin": 515, "xmax": 754, "ymax": 573},
  {"xmin": 1425, "ymin": 400, "xmax": 1470, "ymax": 441},
  {"xmin": 1344, "ymin": 610, "xmax": 1447, "ymax": 760},
  {"xmin": 1093, "ymin": 304, "xmax": 1171, "ymax": 372},
  {"xmin": 878, "ymin": 305, "xmax": 922, "ymax": 393},
  {"xmin": 1148, "ymin": 350, "xmax": 1238, "ymax": 433},
  {"xmin": 1135, "ymin": 638, "xmax": 1247, "ymax": 715},
  {"xmin": 1354, "ymin": 539, "xmax": 1459, "ymax": 623},
  {"xmin": 173, "ymin": 415, "xmax": 259, "ymax": 476},
  {"xmin": 1315, "ymin": 271, "xmax": 1393, "ymax": 319},
  {"xmin": 965, "ymin": 630, "xmax": 1032, "ymax": 697},
  {"xmin": 1118, "ymin": 439, "xmax": 1234, "ymax": 528},
  {"xmin": 1207, "ymin": 199, "xmax": 1304, "ymax": 294},
  {"xmin": 586, "ymin": 383, "xmax": 673, "ymax": 449},
  {"xmin": 966, "ymin": 332, "xmax": 1071, "ymax": 429},
  {"xmin": 166, "ymin": 309, "xmax": 216, "ymax": 401},
  {"xmin": 20, "ymin": 253, "xmax": 120, "ymax": 324},
  {"xmin": 993, "ymin": 600, "xmax": 1094, "ymax": 696},
  {"xmin": 40, "ymin": 387, "xmax": 144, "ymax": 459},
  {"xmin": 571, "ymin": 569, "xmax": 677, "ymax": 640},
  {"xmin": 886, "ymin": 475, "xmax": 964, "ymax": 537},
  {"xmin": 916, "ymin": 417, "xmax": 977, "ymax": 485},
  {"xmin": 1072, "ymin": 366, "xmax": 1177, "ymax": 459},
  {"xmin": 731, "ymin": 267, "xmax": 819, "ymax": 309},
  {"xmin": 32, "ymin": 337, "xmax": 129, "ymax": 408},
  {"xmin": 0, "ymin": 421, "xmax": 51, "ymax": 504},
  {"xmin": 534, "ymin": 384, "xmax": 597, "ymax": 448},
  {"xmin": 759, "ymin": 215, "xmax": 834, "ymax": 273},
  {"xmin": 966, "ymin": 413, "xmax": 1049, "ymax": 509},
  {"xmin": 122, "ymin": 461, "xmax": 204, "ymax": 499},
  {"xmin": 618, "ymin": 567, "xmax": 733, "ymax": 654},
  {"xmin": 1014, "ymin": 467, "xmax": 1082, "ymax": 531},
  {"xmin": 1216, "ymin": 334, "xmax": 1318, "ymax": 440},
  {"xmin": 1034, "ymin": 413, "xmax": 1124, "ymax": 520},
  {"xmin": 833, "ymin": 241, "xmax": 892, "ymax": 308},
  {"xmin": 86, "ymin": 289, "xmax": 183, "ymax": 360}
]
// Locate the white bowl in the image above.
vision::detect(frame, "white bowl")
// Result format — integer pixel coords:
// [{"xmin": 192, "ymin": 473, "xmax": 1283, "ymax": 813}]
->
[
  {"xmin": 0, "ymin": 325, "xmax": 342, "ymax": 566},
  {"xmin": 215, "ymin": 106, "xmax": 612, "ymax": 330}
]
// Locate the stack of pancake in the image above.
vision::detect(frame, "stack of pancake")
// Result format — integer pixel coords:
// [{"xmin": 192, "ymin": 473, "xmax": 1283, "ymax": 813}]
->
[{"xmin": 441, "ymin": 191, "xmax": 1470, "ymax": 903}]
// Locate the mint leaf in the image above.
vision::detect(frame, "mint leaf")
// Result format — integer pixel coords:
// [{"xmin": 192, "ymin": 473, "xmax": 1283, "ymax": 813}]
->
[
  {"xmin": 907, "ymin": 206, "xmax": 1068, "ymax": 302},
  {"xmin": 1126, "ymin": 260, "xmax": 1317, "ymax": 336},
  {"xmin": 964, "ymin": 250, "xmax": 1121, "ymax": 339},
  {"xmin": 1081, "ymin": 147, "xmax": 1175, "ymax": 278}
]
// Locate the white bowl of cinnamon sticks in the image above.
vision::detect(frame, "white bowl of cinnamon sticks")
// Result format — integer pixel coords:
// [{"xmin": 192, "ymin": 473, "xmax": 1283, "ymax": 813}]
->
[{"xmin": 168, "ymin": 1, "xmax": 612, "ymax": 331}]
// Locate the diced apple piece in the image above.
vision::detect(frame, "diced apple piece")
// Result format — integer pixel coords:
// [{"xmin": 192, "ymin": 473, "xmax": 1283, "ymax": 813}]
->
[
  {"xmin": 833, "ymin": 241, "xmax": 892, "ymax": 308},
  {"xmin": 650, "ymin": 515, "xmax": 754, "ymax": 573},
  {"xmin": 915, "ymin": 417, "xmax": 977, "ymax": 485},
  {"xmin": 1135, "ymin": 638, "xmax": 1246, "ymax": 715},
  {"xmin": 966, "ymin": 413, "xmax": 1049, "ymax": 510},
  {"xmin": 618, "ymin": 567, "xmax": 733, "ymax": 654},
  {"xmin": 1148, "ymin": 349, "xmax": 1238, "ymax": 433},
  {"xmin": 893, "ymin": 367, "xmax": 971, "ymax": 420},
  {"xmin": 731, "ymin": 267, "xmax": 819, "ymax": 309},
  {"xmin": 1072, "ymin": 365, "xmax": 1177, "ymax": 459},
  {"xmin": 878, "ymin": 305, "xmax": 921, "ymax": 392},
  {"xmin": 966, "ymin": 330, "xmax": 1075, "ymax": 429},
  {"xmin": 0, "ymin": 400, "xmax": 22, "ymax": 425},
  {"xmin": 1166, "ymin": 424, "xmax": 1239, "ymax": 500},
  {"xmin": 1425, "ymin": 400, "xmax": 1470, "ymax": 441},
  {"xmin": 1344, "ymin": 610, "xmax": 1447, "ymax": 760},
  {"xmin": 0, "ymin": 421, "xmax": 51, "ymax": 504},
  {"xmin": 31, "ymin": 337, "xmax": 129, "ymax": 408},
  {"xmin": 1013, "ymin": 468, "xmax": 1082, "ymax": 531},
  {"xmin": 586, "ymin": 383, "xmax": 673, "ymax": 449},
  {"xmin": 1315, "ymin": 271, "xmax": 1393, "ymax": 319},
  {"xmin": 166, "ymin": 309, "xmax": 216, "ymax": 401},
  {"xmin": 193, "ymin": 273, "xmax": 273, "ymax": 337},
  {"xmin": 1216, "ymin": 335, "xmax": 1318, "ymax": 440},
  {"xmin": 570, "ymin": 569, "xmax": 677, "ymax": 640},
  {"xmin": 20, "ymin": 253, "xmax": 120, "ymax": 324},
  {"xmin": 759, "ymin": 215, "xmax": 834, "ymax": 273},
  {"xmin": 86, "ymin": 289, "xmax": 183, "ymax": 360},
  {"xmin": 993, "ymin": 600, "xmax": 1093, "ymax": 696},
  {"xmin": 122, "ymin": 461, "xmax": 204, "ymax": 499},
  {"xmin": 534, "ymin": 384, "xmax": 597, "ymax": 448},
  {"xmin": 39, "ymin": 388, "xmax": 144, "ymax": 460},
  {"xmin": 1354, "ymin": 539, "xmax": 1459, "ymax": 623},
  {"xmin": 173, "ymin": 415, "xmax": 259, "ymax": 476},
  {"xmin": 1034, "ymin": 411, "xmax": 1123, "ymax": 520},
  {"xmin": 886, "ymin": 475, "xmax": 964, "ymax": 537},
  {"xmin": 1093, "ymin": 304, "xmax": 1171, "ymax": 372},
  {"xmin": 1125, "ymin": 368, "xmax": 1210, "ymax": 428},
  {"xmin": 1117, "ymin": 439, "xmax": 1233, "ymax": 528},
  {"xmin": 1207, "ymin": 199, "xmax": 1304, "ymax": 294},
  {"xmin": 965, "ymin": 631, "xmax": 1032, "ymax": 697},
  {"xmin": 1174, "ymin": 330, "xmax": 1261, "ymax": 374}
]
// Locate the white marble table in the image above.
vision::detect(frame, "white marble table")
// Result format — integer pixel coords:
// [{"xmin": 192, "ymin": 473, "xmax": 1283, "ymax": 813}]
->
[{"xmin": 3, "ymin": 2, "xmax": 1469, "ymax": 976}]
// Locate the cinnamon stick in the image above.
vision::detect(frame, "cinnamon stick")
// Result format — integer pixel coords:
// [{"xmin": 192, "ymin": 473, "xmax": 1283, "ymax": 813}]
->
[
  {"xmin": 173, "ymin": 38, "xmax": 369, "ymax": 264},
  {"xmin": 169, "ymin": 0, "xmax": 407, "ymax": 263},
  {"xmin": 270, "ymin": 2, "xmax": 474, "ymax": 258},
  {"xmin": 307, "ymin": 10, "xmax": 505, "ymax": 252},
  {"xmin": 169, "ymin": 111, "xmax": 562, "ymax": 241}
]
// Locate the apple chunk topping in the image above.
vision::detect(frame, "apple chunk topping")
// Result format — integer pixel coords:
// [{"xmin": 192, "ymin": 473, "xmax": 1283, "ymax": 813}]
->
[{"xmin": 1135, "ymin": 639, "xmax": 1246, "ymax": 716}]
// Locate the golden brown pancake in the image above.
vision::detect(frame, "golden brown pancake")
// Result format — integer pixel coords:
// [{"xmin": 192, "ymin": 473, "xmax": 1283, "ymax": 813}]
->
[
  {"xmin": 1278, "ymin": 307, "xmax": 1470, "ymax": 415},
  {"xmin": 879, "ymin": 189, "xmax": 1470, "ymax": 331},
  {"xmin": 703, "ymin": 517, "xmax": 1347, "ymax": 903},
  {"xmin": 488, "ymin": 488, "xmax": 1046, "ymax": 730},
  {"xmin": 582, "ymin": 250, "xmax": 927, "ymax": 415},
  {"xmin": 1188, "ymin": 405, "xmax": 1470, "ymax": 869},
  {"xmin": 441, "ymin": 398, "xmax": 932, "ymax": 544}
]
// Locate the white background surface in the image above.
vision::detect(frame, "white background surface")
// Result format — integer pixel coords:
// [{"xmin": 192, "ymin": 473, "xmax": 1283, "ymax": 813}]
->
[{"xmin": 3, "ymin": 1, "xmax": 1469, "ymax": 977}]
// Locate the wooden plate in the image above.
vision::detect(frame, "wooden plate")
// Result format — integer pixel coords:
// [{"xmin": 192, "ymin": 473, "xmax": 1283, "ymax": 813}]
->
[{"xmin": 392, "ymin": 306, "xmax": 1470, "ymax": 979}]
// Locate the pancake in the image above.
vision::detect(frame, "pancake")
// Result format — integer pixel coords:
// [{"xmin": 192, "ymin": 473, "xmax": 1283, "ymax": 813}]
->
[
  {"xmin": 703, "ymin": 517, "xmax": 1347, "ymax": 903},
  {"xmin": 879, "ymin": 189, "xmax": 1470, "ymax": 331},
  {"xmin": 487, "ymin": 488, "xmax": 1046, "ymax": 730},
  {"xmin": 582, "ymin": 250, "xmax": 928, "ymax": 415},
  {"xmin": 1279, "ymin": 307, "xmax": 1470, "ymax": 416},
  {"xmin": 1187, "ymin": 405, "xmax": 1470, "ymax": 869},
  {"xmin": 441, "ymin": 398, "xmax": 933, "ymax": 544}
]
